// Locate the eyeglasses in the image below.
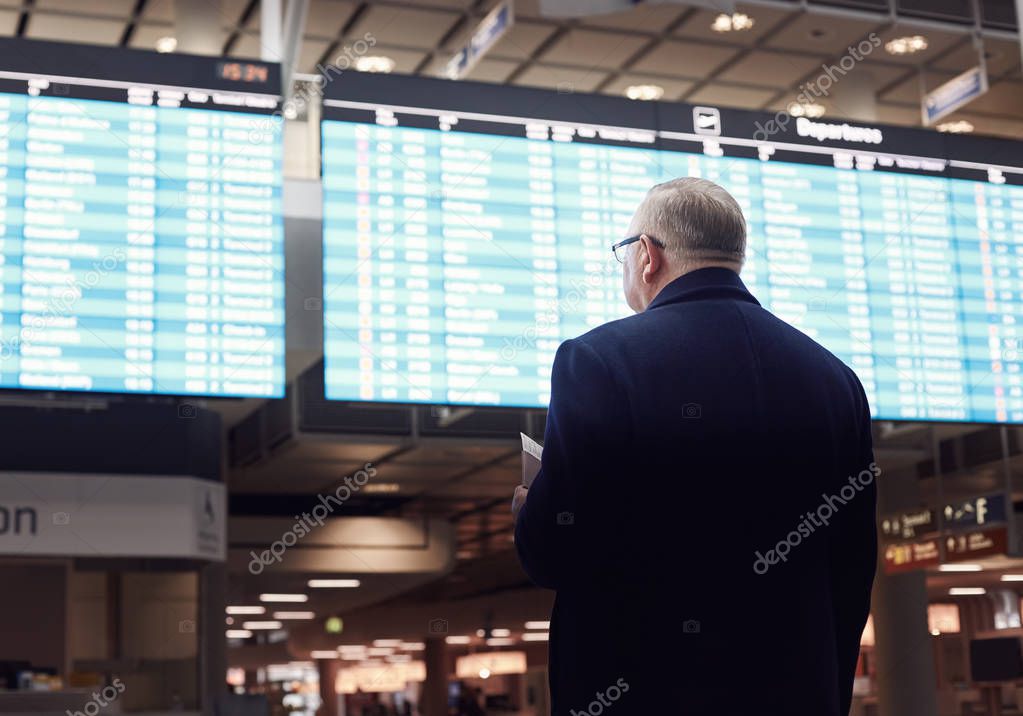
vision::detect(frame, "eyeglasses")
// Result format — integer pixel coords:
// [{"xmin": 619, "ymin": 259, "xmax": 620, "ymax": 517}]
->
[{"xmin": 611, "ymin": 234, "xmax": 665, "ymax": 263}]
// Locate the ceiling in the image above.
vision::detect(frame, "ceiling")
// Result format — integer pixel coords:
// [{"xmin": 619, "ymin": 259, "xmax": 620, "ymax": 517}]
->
[{"xmin": 6, "ymin": 0, "xmax": 1021, "ymax": 138}]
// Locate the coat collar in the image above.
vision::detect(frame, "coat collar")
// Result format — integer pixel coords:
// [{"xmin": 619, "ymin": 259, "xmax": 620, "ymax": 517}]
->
[{"xmin": 645, "ymin": 267, "xmax": 761, "ymax": 311}]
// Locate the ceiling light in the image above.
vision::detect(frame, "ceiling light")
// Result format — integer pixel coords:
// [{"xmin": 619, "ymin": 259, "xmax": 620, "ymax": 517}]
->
[
  {"xmin": 259, "ymin": 593, "xmax": 308, "ymax": 603},
  {"xmin": 445, "ymin": 635, "xmax": 471, "ymax": 645},
  {"xmin": 373, "ymin": 639, "xmax": 402, "ymax": 647},
  {"xmin": 885, "ymin": 35, "xmax": 928, "ymax": 55},
  {"xmin": 479, "ymin": 667, "xmax": 491, "ymax": 679},
  {"xmin": 401, "ymin": 642, "xmax": 425, "ymax": 651},
  {"xmin": 1001, "ymin": 574, "xmax": 1023, "ymax": 582},
  {"xmin": 522, "ymin": 632, "xmax": 549, "ymax": 641},
  {"xmin": 486, "ymin": 637, "xmax": 515, "ymax": 647},
  {"xmin": 354, "ymin": 56, "xmax": 396, "ymax": 73},
  {"xmin": 936, "ymin": 120, "xmax": 974, "ymax": 134},
  {"xmin": 226, "ymin": 606, "xmax": 266, "ymax": 615},
  {"xmin": 363, "ymin": 483, "xmax": 400, "ymax": 493},
  {"xmin": 308, "ymin": 579, "xmax": 361, "ymax": 588},
  {"xmin": 155, "ymin": 36, "xmax": 177, "ymax": 54},
  {"xmin": 711, "ymin": 12, "xmax": 755, "ymax": 33},
  {"xmin": 226, "ymin": 629, "xmax": 253, "ymax": 639},
  {"xmin": 939, "ymin": 564, "xmax": 982, "ymax": 572},
  {"xmin": 524, "ymin": 621, "xmax": 550, "ymax": 630},
  {"xmin": 624, "ymin": 84, "xmax": 664, "ymax": 101},
  {"xmin": 949, "ymin": 587, "xmax": 986, "ymax": 596},
  {"xmin": 273, "ymin": 611, "xmax": 316, "ymax": 620},
  {"xmin": 788, "ymin": 101, "xmax": 825, "ymax": 118},
  {"xmin": 242, "ymin": 621, "xmax": 284, "ymax": 630},
  {"xmin": 367, "ymin": 647, "xmax": 394, "ymax": 656},
  {"xmin": 311, "ymin": 650, "xmax": 339, "ymax": 659},
  {"xmin": 491, "ymin": 628, "xmax": 511, "ymax": 638}
]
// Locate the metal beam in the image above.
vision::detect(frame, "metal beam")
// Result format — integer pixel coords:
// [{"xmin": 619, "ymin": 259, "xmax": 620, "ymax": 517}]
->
[{"xmin": 280, "ymin": 0, "xmax": 311, "ymax": 84}]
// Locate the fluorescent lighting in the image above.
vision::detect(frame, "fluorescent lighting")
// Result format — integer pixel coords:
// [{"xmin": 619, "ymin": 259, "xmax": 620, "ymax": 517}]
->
[
  {"xmin": 491, "ymin": 628, "xmax": 511, "ymax": 638},
  {"xmin": 939, "ymin": 564, "xmax": 982, "ymax": 572},
  {"xmin": 226, "ymin": 629, "xmax": 253, "ymax": 639},
  {"xmin": 486, "ymin": 637, "xmax": 515, "ymax": 646},
  {"xmin": 885, "ymin": 35, "xmax": 928, "ymax": 55},
  {"xmin": 354, "ymin": 56, "xmax": 395, "ymax": 73},
  {"xmin": 363, "ymin": 483, "xmax": 400, "ymax": 494},
  {"xmin": 524, "ymin": 621, "xmax": 550, "ymax": 630},
  {"xmin": 273, "ymin": 611, "xmax": 316, "ymax": 620},
  {"xmin": 522, "ymin": 632, "xmax": 549, "ymax": 642},
  {"xmin": 624, "ymin": 84, "xmax": 664, "ymax": 101},
  {"xmin": 311, "ymin": 650, "xmax": 338, "ymax": 659},
  {"xmin": 367, "ymin": 647, "xmax": 393, "ymax": 656},
  {"xmin": 711, "ymin": 12, "xmax": 754, "ymax": 33},
  {"xmin": 445, "ymin": 635, "xmax": 471, "ymax": 645},
  {"xmin": 155, "ymin": 36, "xmax": 177, "ymax": 54},
  {"xmin": 1001, "ymin": 574, "xmax": 1023, "ymax": 582},
  {"xmin": 259, "ymin": 593, "xmax": 308, "ymax": 603},
  {"xmin": 242, "ymin": 621, "xmax": 284, "ymax": 630},
  {"xmin": 949, "ymin": 587, "xmax": 986, "ymax": 596},
  {"xmin": 226, "ymin": 606, "xmax": 265, "ymax": 615},
  {"xmin": 308, "ymin": 579, "xmax": 360, "ymax": 588},
  {"xmin": 401, "ymin": 642, "xmax": 425, "ymax": 651},
  {"xmin": 936, "ymin": 120, "xmax": 974, "ymax": 134},
  {"xmin": 373, "ymin": 639, "xmax": 402, "ymax": 647}
]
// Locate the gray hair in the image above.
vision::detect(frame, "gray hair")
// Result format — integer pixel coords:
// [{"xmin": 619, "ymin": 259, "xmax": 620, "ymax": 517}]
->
[{"xmin": 627, "ymin": 177, "xmax": 746, "ymax": 266}]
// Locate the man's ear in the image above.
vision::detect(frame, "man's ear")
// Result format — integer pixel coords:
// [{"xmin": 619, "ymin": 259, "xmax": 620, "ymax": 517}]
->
[{"xmin": 641, "ymin": 234, "xmax": 661, "ymax": 284}]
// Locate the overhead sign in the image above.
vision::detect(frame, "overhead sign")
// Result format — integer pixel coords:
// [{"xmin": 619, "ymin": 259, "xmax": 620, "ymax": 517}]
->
[
  {"xmin": 923, "ymin": 66, "xmax": 988, "ymax": 125},
  {"xmin": 945, "ymin": 528, "xmax": 1009, "ymax": 562},
  {"xmin": 943, "ymin": 494, "xmax": 1007, "ymax": 530},
  {"xmin": 880, "ymin": 507, "xmax": 938, "ymax": 541},
  {"xmin": 445, "ymin": 0, "xmax": 514, "ymax": 80},
  {"xmin": 882, "ymin": 538, "xmax": 941, "ymax": 575},
  {"xmin": 0, "ymin": 473, "xmax": 225, "ymax": 561}
]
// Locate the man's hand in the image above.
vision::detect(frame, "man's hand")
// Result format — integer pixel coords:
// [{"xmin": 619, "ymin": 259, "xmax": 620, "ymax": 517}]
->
[{"xmin": 512, "ymin": 485, "xmax": 528, "ymax": 521}]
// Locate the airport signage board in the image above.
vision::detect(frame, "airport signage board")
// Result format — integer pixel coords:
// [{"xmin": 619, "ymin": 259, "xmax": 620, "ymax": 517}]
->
[
  {"xmin": 942, "ymin": 494, "xmax": 1008, "ymax": 530},
  {"xmin": 944, "ymin": 527, "xmax": 1009, "ymax": 562},
  {"xmin": 0, "ymin": 473, "xmax": 225, "ymax": 560},
  {"xmin": 880, "ymin": 507, "xmax": 938, "ymax": 541},
  {"xmin": 882, "ymin": 538, "xmax": 941, "ymax": 574},
  {"xmin": 922, "ymin": 66, "xmax": 988, "ymax": 125}
]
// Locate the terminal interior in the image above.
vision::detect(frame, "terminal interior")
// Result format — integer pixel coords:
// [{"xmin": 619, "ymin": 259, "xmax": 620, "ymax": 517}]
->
[{"xmin": 1, "ymin": 1, "xmax": 1023, "ymax": 715}]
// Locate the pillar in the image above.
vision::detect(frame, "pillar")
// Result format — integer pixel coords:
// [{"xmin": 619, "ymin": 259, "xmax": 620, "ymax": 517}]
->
[
  {"xmin": 199, "ymin": 562, "xmax": 227, "ymax": 716},
  {"xmin": 421, "ymin": 636, "xmax": 448, "ymax": 716},
  {"xmin": 318, "ymin": 659, "xmax": 339, "ymax": 716},
  {"xmin": 872, "ymin": 464, "xmax": 939, "ymax": 716}
]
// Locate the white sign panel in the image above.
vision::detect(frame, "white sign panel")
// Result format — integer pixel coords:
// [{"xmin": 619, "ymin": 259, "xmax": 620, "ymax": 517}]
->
[{"xmin": 0, "ymin": 473, "xmax": 225, "ymax": 561}]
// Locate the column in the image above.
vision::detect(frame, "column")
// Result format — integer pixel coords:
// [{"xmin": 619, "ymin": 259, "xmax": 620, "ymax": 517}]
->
[
  {"xmin": 872, "ymin": 464, "xmax": 939, "ymax": 716},
  {"xmin": 318, "ymin": 658, "xmax": 339, "ymax": 716},
  {"xmin": 198, "ymin": 562, "xmax": 227, "ymax": 716},
  {"xmin": 421, "ymin": 636, "xmax": 447, "ymax": 716}
]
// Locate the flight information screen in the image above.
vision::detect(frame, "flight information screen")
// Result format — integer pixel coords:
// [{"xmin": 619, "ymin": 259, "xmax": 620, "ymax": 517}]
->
[
  {"xmin": 0, "ymin": 38, "xmax": 285, "ymax": 397},
  {"xmin": 321, "ymin": 73, "xmax": 1023, "ymax": 423}
]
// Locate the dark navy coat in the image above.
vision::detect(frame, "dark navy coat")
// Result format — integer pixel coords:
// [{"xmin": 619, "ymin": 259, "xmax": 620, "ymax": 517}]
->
[{"xmin": 515, "ymin": 267, "xmax": 877, "ymax": 716}]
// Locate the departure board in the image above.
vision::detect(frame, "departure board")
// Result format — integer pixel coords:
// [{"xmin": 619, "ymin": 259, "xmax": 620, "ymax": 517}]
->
[
  {"xmin": 321, "ymin": 73, "xmax": 1023, "ymax": 423},
  {"xmin": 0, "ymin": 38, "xmax": 285, "ymax": 397}
]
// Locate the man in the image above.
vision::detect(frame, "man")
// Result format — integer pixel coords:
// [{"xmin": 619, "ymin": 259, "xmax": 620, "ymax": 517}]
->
[{"xmin": 512, "ymin": 178, "xmax": 877, "ymax": 715}]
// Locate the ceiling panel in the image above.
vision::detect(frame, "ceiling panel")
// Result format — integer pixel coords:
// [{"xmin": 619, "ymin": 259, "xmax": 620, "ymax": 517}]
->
[
  {"xmin": 345, "ymin": 4, "xmax": 460, "ymax": 50},
  {"xmin": 962, "ymin": 79, "xmax": 1023, "ymax": 116},
  {"xmin": 631, "ymin": 39, "xmax": 738, "ymax": 78},
  {"xmin": 244, "ymin": 0, "xmax": 357, "ymax": 40},
  {"xmin": 539, "ymin": 28, "xmax": 649, "ymax": 69},
  {"xmin": 763, "ymin": 12, "xmax": 881, "ymax": 54},
  {"xmin": 601, "ymin": 73, "xmax": 696, "ymax": 101},
  {"xmin": 296, "ymin": 38, "xmax": 332, "ymax": 73},
  {"xmin": 130, "ymin": 23, "xmax": 174, "ymax": 51},
  {"xmin": 867, "ymin": 24, "xmax": 964, "ymax": 66},
  {"xmin": 0, "ymin": 8, "xmax": 17, "ymax": 35},
  {"xmin": 141, "ymin": 0, "xmax": 173, "ymax": 23},
  {"xmin": 512, "ymin": 64, "xmax": 608, "ymax": 93},
  {"xmin": 686, "ymin": 83, "xmax": 778, "ymax": 109},
  {"xmin": 674, "ymin": 4, "xmax": 795, "ymax": 47},
  {"xmin": 579, "ymin": 3, "xmax": 685, "ymax": 32},
  {"xmin": 932, "ymin": 37, "xmax": 1023, "ymax": 79},
  {"xmin": 35, "ymin": 0, "xmax": 136, "ymax": 16},
  {"xmin": 457, "ymin": 20, "xmax": 559, "ymax": 61},
  {"xmin": 26, "ymin": 14, "xmax": 124, "ymax": 44},
  {"xmin": 716, "ymin": 50, "xmax": 829, "ymax": 89}
]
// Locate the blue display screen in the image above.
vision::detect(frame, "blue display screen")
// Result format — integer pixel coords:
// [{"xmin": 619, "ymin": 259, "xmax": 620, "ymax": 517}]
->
[
  {"xmin": 0, "ymin": 42, "xmax": 285, "ymax": 397},
  {"xmin": 321, "ymin": 76, "xmax": 1023, "ymax": 423}
]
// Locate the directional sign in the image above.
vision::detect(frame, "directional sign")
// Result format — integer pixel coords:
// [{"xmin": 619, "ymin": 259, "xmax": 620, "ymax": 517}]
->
[
  {"xmin": 880, "ymin": 507, "xmax": 938, "ymax": 541},
  {"xmin": 922, "ymin": 66, "xmax": 988, "ymax": 125},
  {"xmin": 945, "ymin": 528, "xmax": 1009, "ymax": 562},
  {"xmin": 883, "ymin": 539, "xmax": 941, "ymax": 575},
  {"xmin": 943, "ymin": 494, "xmax": 1007, "ymax": 530},
  {"xmin": 445, "ymin": 0, "xmax": 514, "ymax": 80}
]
